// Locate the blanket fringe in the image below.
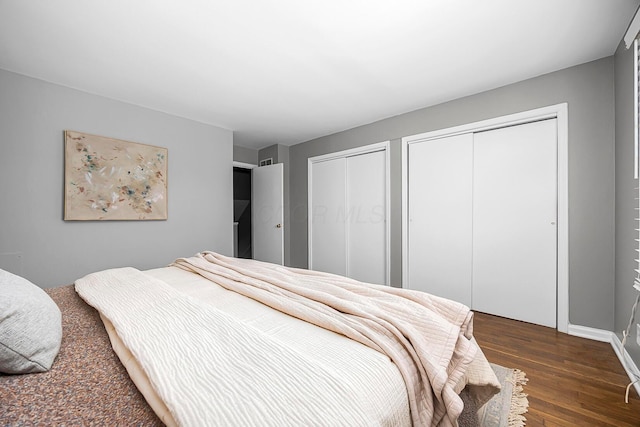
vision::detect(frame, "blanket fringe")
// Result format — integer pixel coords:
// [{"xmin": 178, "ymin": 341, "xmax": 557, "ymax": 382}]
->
[{"xmin": 507, "ymin": 369, "xmax": 529, "ymax": 427}]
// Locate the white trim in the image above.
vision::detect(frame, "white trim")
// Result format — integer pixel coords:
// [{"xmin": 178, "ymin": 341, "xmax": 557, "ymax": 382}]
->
[
  {"xmin": 401, "ymin": 137, "xmax": 409, "ymax": 291},
  {"xmin": 635, "ymin": 39, "xmax": 639, "ymax": 180},
  {"xmin": 401, "ymin": 103, "xmax": 569, "ymax": 333},
  {"xmin": 233, "ymin": 161, "xmax": 257, "ymax": 169},
  {"xmin": 307, "ymin": 160, "xmax": 313, "ymax": 270},
  {"xmin": 625, "ymin": 6, "xmax": 640, "ymax": 49},
  {"xmin": 384, "ymin": 142, "xmax": 391, "ymax": 286},
  {"xmin": 611, "ymin": 333, "xmax": 640, "ymax": 397},
  {"xmin": 567, "ymin": 324, "xmax": 613, "ymax": 343},
  {"xmin": 566, "ymin": 325, "xmax": 640, "ymax": 398},
  {"xmin": 556, "ymin": 104, "xmax": 569, "ymax": 333},
  {"xmin": 309, "ymin": 141, "xmax": 389, "ymax": 163},
  {"xmin": 567, "ymin": 325, "xmax": 640, "ymax": 397},
  {"xmin": 402, "ymin": 105, "xmax": 563, "ymax": 145},
  {"xmin": 308, "ymin": 141, "xmax": 391, "ymax": 285},
  {"xmin": 343, "ymin": 158, "xmax": 349, "ymax": 279}
]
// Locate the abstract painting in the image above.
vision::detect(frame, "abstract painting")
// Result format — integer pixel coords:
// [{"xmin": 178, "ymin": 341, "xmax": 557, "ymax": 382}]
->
[{"xmin": 64, "ymin": 130, "xmax": 168, "ymax": 220}]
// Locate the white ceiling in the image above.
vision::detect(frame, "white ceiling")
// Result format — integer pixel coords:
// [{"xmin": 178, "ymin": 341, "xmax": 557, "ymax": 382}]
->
[{"xmin": 0, "ymin": 0, "xmax": 638, "ymax": 150}]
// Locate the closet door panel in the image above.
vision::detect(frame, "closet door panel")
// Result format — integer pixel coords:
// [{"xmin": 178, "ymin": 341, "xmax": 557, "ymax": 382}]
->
[
  {"xmin": 346, "ymin": 151, "xmax": 387, "ymax": 285},
  {"xmin": 407, "ymin": 134, "xmax": 473, "ymax": 305},
  {"xmin": 310, "ymin": 158, "xmax": 347, "ymax": 276},
  {"xmin": 472, "ymin": 119, "xmax": 557, "ymax": 327}
]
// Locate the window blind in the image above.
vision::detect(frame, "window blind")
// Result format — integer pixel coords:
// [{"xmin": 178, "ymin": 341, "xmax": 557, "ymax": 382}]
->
[
  {"xmin": 636, "ymin": 38, "xmax": 639, "ymax": 180},
  {"xmin": 623, "ymin": 38, "xmax": 640, "ymax": 403},
  {"xmin": 635, "ymin": 39, "xmax": 640, "ymax": 291}
]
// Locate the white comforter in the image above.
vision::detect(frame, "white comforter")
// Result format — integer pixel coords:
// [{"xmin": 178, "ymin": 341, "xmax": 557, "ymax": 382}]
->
[{"xmin": 75, "ymin": 253, "xmax": 499, "ymax": 427}]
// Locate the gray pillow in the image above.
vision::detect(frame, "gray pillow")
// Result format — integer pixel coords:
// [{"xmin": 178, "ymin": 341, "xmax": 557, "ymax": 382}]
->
[{"xmin": 0, "ymin": 269, "xmax": 62, "ymax": 374}]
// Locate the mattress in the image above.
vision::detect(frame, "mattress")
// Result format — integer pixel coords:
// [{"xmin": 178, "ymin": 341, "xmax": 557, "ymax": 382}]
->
[
  {"xmin": 1, "ymin": 256, "xmax": 498, "ymax": 426},
  {"xmin": 94, "ymin": 265, "xmax": 413, "ymax": 426},
  {"xmin": 74, "ymin": 253, "xmax": 499, "ymax": 426}
]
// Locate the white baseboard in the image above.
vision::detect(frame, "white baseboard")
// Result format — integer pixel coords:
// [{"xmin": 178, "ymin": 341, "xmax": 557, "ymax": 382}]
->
[
  {"xmin": 567, "ymin": 323, "xmax": 614, "ymax": 342},
  {"xmin": 611, "ymin": 333, "xmax": 640, "ymax": 398},
  {"xmin": 567, "ymin": 323, "xmax": 640, "ymax": 397}
]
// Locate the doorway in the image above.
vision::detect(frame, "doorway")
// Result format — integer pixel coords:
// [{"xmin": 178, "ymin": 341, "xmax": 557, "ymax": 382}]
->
[
  {"xmin": 233, "ymin": 161, "xmax": 285, "ymax": 264},
  {"xmin": 233, "ymin": 167, "xmax": 252, "ymax": 259}
]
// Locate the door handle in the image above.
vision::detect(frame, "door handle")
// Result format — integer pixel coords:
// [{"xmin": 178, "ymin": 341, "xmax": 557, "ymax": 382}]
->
[{"xmin": 276, "ymin": 224, "xmax": 282, "ymax": 228}]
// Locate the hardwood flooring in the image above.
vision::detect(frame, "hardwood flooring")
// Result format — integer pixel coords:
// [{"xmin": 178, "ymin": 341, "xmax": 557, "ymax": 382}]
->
[{"xmin": 472, "ymin": 312, "xmax": 640, "ymax": 426}]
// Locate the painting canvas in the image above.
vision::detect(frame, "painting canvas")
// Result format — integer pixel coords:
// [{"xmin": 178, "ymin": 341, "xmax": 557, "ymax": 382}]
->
[{"xmin": 64, "ymin": 130, "xmax": 168, "ymax": 220}]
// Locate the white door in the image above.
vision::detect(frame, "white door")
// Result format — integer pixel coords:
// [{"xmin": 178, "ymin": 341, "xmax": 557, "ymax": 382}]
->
[
  {"xmin": 407, "ymin": 134, "xmax": 473, "ymax": 305},
  {"xmin": 472, "ymin": 119, "xmax": 557, "ymax": 327},
  {"xmin": 346, "ymin": 151, "xmax": 387, "ymax": 284},
  {"xmin": 309, "ymin": 145, "xmax": 389, "ymax": 285},
  {"xmin": 309, "ymin": 158, "xmax": 347, "ymax": 276},
  {"xmin": 252, "ymin": 163, "xmax": 284, "ymax": 265}
]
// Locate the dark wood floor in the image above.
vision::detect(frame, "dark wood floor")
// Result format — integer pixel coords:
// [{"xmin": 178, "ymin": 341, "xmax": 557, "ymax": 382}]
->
[{"xmin": 472, "ymin": 312, "xmax": 640, "ymax": 426}]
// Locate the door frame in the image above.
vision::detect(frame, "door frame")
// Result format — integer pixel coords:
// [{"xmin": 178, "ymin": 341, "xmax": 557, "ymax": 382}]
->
[
  {"xmin": 233, "ymin": 161, "xmax": 285, "ymax": 265},
  {"xmin": 233, "ymin": 161, "xmax": 257, "ymax": 259},
  {"xmin": 401, "ymin": 103, "xmax": 569, "ymax": 333},
  {"xmin": 233, "ymin": 161, "xmax": 257, "ymax": 170},
  {"xmin": 308, "ymin": 141, "xmax": 391, "ymax": 285}
]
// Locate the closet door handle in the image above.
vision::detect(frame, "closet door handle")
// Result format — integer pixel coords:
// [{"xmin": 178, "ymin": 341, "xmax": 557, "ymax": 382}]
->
[{"xmin": 276, "ymin": 224, "xmax": 282, "ymax": 229}]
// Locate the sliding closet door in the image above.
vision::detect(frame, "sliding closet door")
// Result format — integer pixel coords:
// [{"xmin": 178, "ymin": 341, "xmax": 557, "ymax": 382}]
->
[
  {"xmin": 407, "ymin": 134, "xmax": 473, "ymax": 305},
  {"xmin": 310, "ymin": 158, "xmax": 347, "ymax": 276},
  {"xmin": 309, "ymin": 145, "xmax": 389, "ymax": 285},
  {"xmin": 346, "ymin": 151, "xmax": 386, "ymax": 284},
  {"xmin": 472, "ymin": 119, "xmax": 557, "ymax": 327}
]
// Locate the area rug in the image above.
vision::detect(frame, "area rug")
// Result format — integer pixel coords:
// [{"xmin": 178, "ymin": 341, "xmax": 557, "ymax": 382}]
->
[{"xmin": 475, "ymin": 363, "xmax": 529, "ymax": 427}]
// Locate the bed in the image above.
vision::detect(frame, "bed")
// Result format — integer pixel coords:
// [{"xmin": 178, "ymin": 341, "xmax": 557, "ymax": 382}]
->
[{"xmin": 0, "ymin": 251, "xmax": 501, "ymax": 426}]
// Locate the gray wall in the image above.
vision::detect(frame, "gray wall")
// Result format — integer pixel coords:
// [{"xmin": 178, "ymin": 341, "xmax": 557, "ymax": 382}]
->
[
  {"xmin": 233, "ymin": 145, "xmax": 258, "ymax": 164},
  {"xmin": 614, "ymin": 40, "xmax": 640, "ymax": 364},
  {"xmin": 290, "ymin": 57, "xmax": 616, "ymax": 331},
  {"xmin": 258, "ymin": 145, "xmax": 279, "ymax": 165},
  {"xmin": 0, "ymin": 69, "xmax": 233, "ymax": 287}
]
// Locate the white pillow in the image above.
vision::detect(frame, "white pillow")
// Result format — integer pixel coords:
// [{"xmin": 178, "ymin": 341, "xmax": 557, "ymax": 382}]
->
[{"xmin": 0, "ymin": 269, "xmax": 62, "ymax": 374}]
